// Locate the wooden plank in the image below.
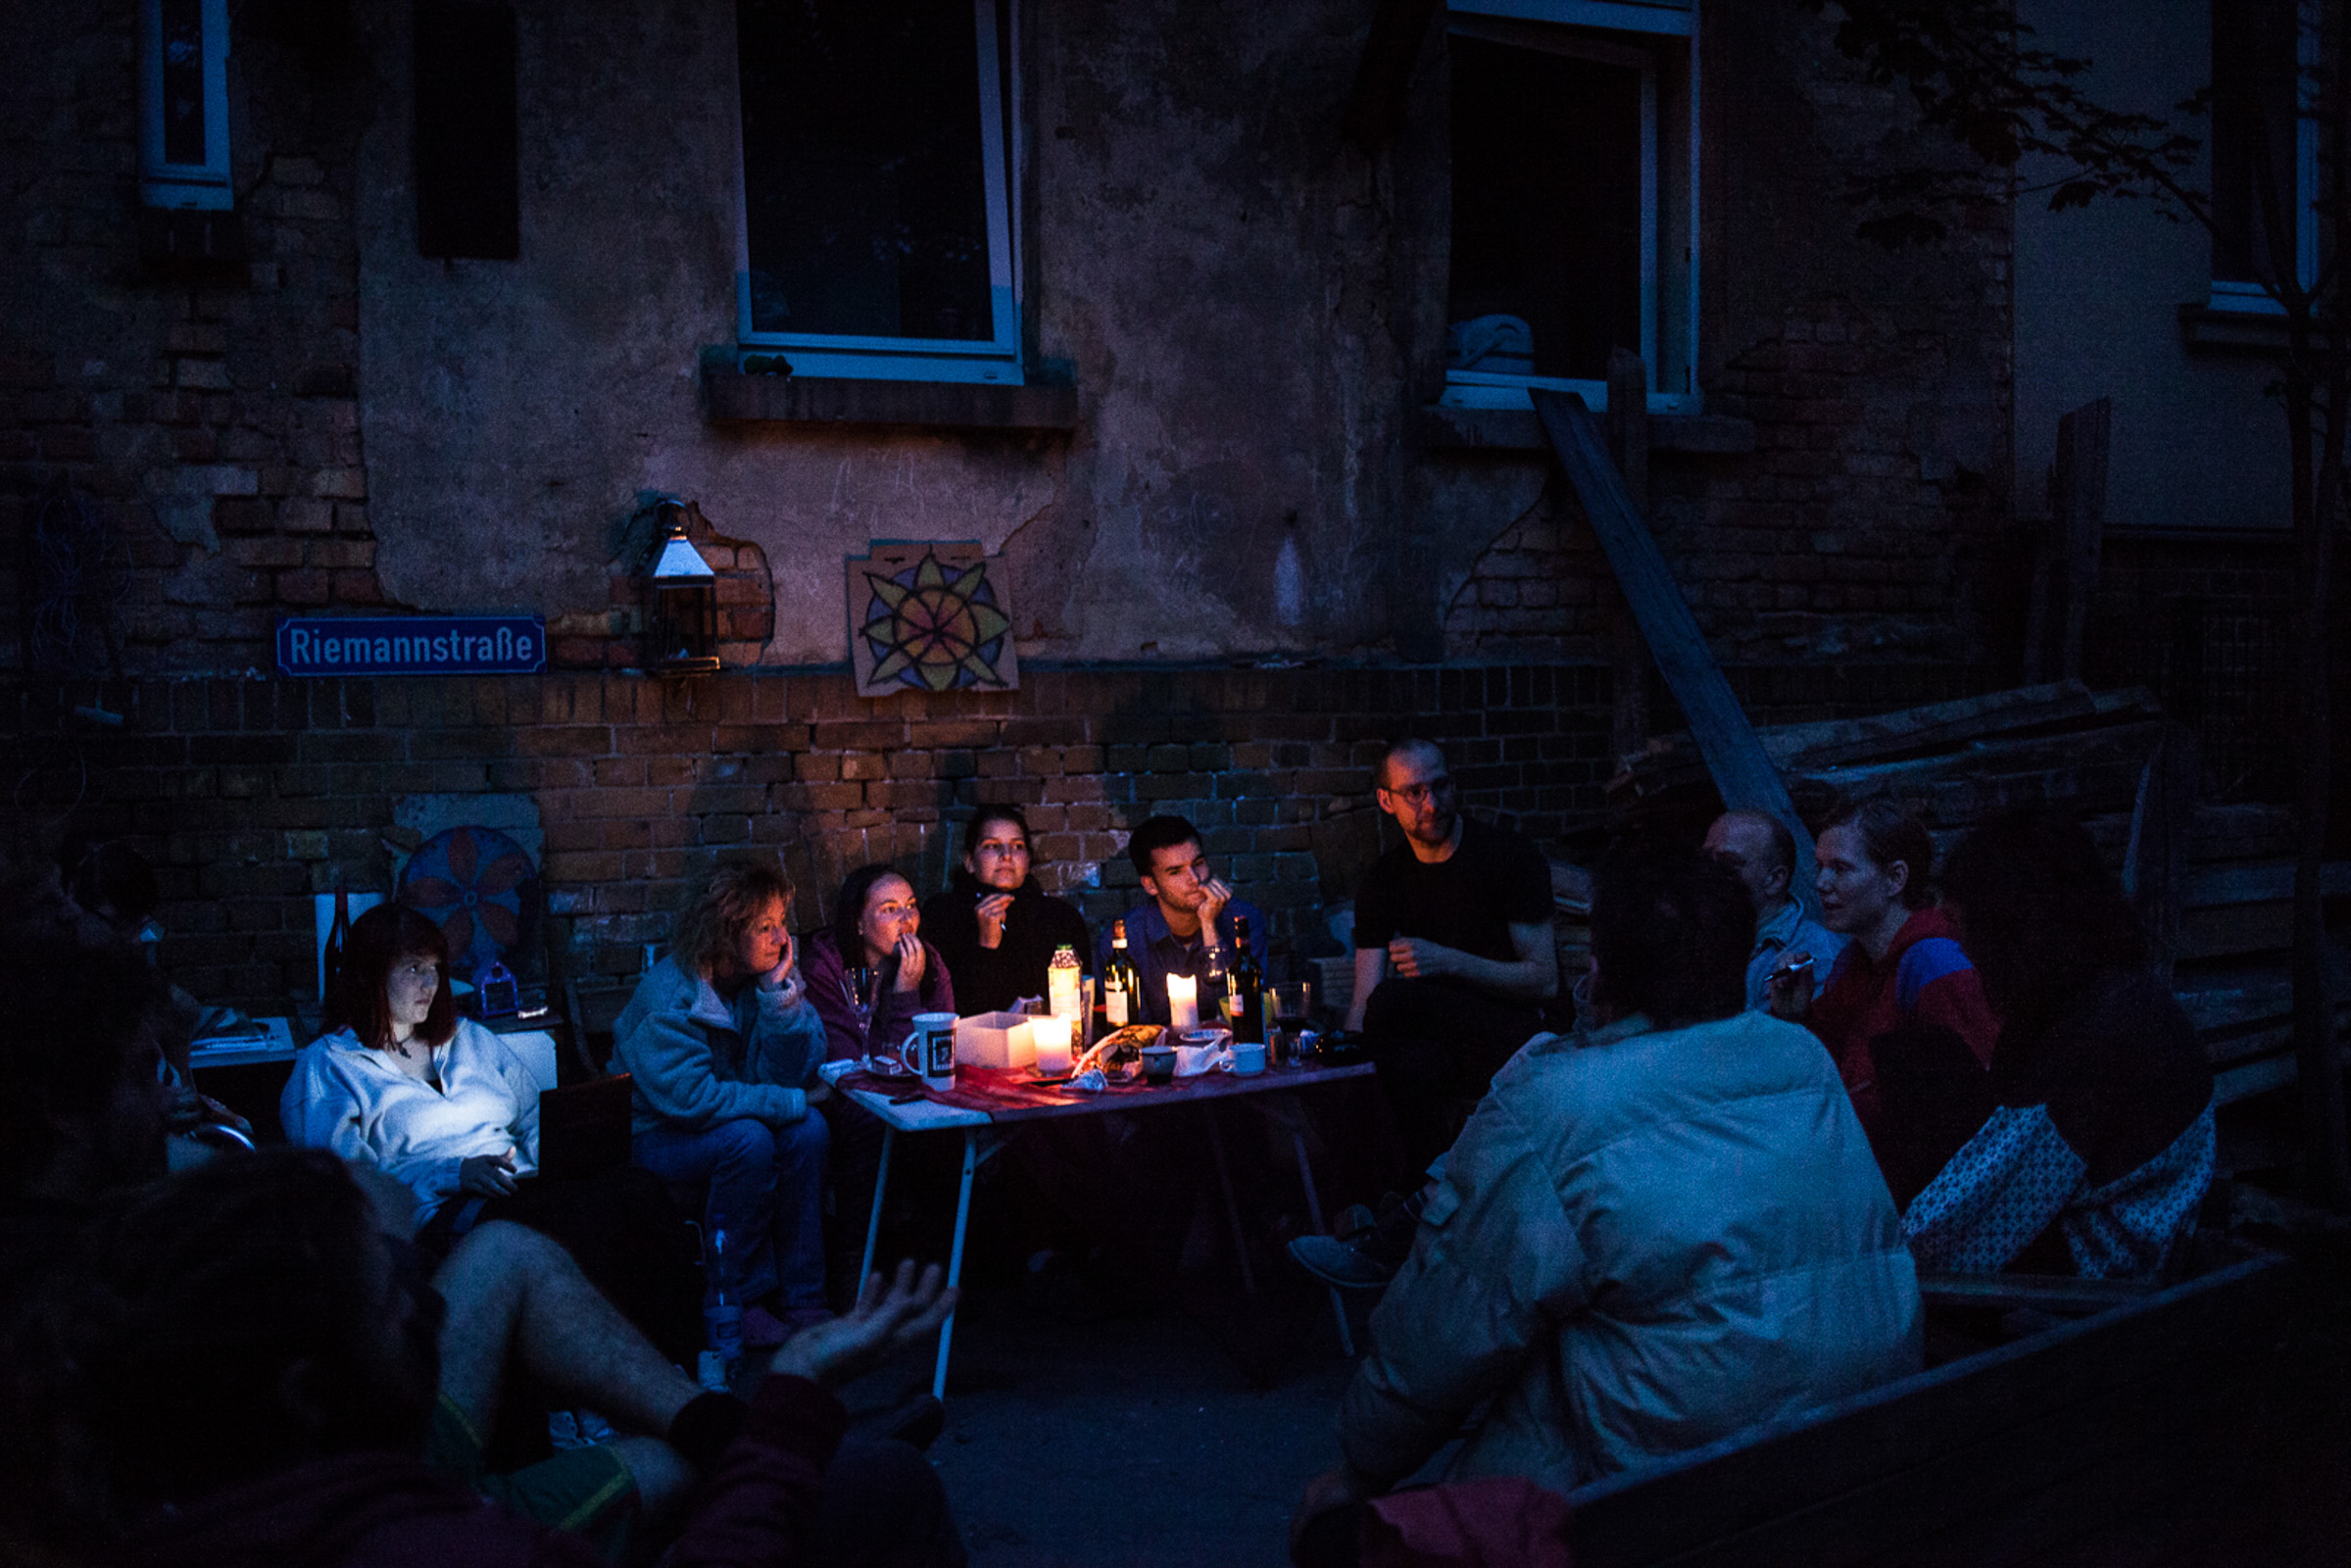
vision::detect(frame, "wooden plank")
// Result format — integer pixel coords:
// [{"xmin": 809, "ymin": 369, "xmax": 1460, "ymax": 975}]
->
[
  {"xmin": 2142, "ymin": 724, "xmax": 2199, "ymax": 985},
  {"xmin": 1606, "ymin": 351, "xmax": 1654, "ymax": 762},
  {"xmin": 1916, "ymin": 1273, "xmax": 2157, "ymax": 1316},
  {"xmin": 2185, "ymin": 858, "xmax": 2351, "ymax": 907},
  {"xmin": 1612, "ymin": 683, "xmax": 2160, "ymax": 800},
  {"xmin": 1536, "ymin": 389, "xmax": 1821, "ymax": 906},
  {"xmin": 1564, "ymin": 1250, "xmax": 2288, "ymax": 1567},
  {"xmin": 2181, "ymin": 902, "xmax": 2294, "ymax": 960},
  {"xmin": 1341, "ymin": 0, "xmax": 1443, "ymax": 149}
]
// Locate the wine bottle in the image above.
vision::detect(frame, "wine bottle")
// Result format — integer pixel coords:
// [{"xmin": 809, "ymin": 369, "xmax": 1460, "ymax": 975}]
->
[
  {"xmin": 1102, "ymin": 920, "xmax": 1140, "ymax": 1028},
  {"xmin": 1228, "ymin": 915, "xmax": 1265, "ymax": 1044},
  {"xmin": 321, "ymin": 885, "xmax": 351, "ymax": 1006}
]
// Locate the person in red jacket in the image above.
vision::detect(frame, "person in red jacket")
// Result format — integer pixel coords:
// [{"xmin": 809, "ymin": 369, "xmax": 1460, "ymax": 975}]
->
[{"xmin": 1767, "ymin": 795, "xmax": 1999, "ymax": 1140}]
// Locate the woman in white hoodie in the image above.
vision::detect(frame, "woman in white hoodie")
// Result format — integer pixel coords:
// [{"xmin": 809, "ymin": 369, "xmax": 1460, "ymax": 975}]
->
[
  {"xmin": 612, "ymin": 856, "xmax": 833, "ymax": 1349},
  {"xmin": 282, "ymin": 903, "xmax": 698, "ymax": 1359}
]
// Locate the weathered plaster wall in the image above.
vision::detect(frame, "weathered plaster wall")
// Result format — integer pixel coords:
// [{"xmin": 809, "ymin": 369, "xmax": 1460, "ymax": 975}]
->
[
  {"xmin": 349, "ymin": 0, "xmax": 1475, "ymax": 665},
  {"xmin": 2014, "ymin": 0, "xmax": 2290, "ymax": 534}
]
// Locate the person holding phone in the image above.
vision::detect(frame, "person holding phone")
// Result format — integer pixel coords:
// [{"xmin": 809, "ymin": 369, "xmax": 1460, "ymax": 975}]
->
[
  {"xmin": 286, "ymin": 902, "xmax": 700, "ymax": 1359},
  {"xmin": 613, "ymin": 855, "xmax": 833, "ymax": 1348}
]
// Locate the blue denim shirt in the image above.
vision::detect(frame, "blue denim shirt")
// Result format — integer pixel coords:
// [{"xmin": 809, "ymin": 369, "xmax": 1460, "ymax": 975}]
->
[{"xmin": 1095, "ymin": 897, "xmax": 1270, "ymax": 1028}]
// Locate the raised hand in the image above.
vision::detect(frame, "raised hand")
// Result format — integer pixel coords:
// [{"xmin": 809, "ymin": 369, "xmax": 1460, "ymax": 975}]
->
[
  {"xmin": 1197, "ymin": 876, "xmax": 1233, "ymax": 939},
  {"xmin": 894, "ymin": 930, "xmax": 927, "ymax": 992},
  {"xmin": 975, "ymin": 893, "xmax": 1014, "ymax": 950},
  {"xmin": 766, "ymin": 1260, "xmax": 956, "ymax": 1390}
]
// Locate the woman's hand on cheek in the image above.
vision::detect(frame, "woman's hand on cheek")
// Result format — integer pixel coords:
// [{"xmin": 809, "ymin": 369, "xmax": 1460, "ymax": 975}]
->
[{"xmin": 894, "ymin": 931, "xmax": 925, "ymax": 991}]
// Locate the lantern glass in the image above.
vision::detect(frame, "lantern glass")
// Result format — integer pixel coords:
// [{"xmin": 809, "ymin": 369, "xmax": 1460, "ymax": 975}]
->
[{"xmin": 642, "ymin": 512, "xmax": 721, "ymax": 674}]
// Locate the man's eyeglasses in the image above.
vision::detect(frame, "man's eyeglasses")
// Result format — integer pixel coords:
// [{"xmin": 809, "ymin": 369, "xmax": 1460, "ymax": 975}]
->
[{"xmin": 1385, "ymin": 779, "xmax": 1451, "ymax": 807}]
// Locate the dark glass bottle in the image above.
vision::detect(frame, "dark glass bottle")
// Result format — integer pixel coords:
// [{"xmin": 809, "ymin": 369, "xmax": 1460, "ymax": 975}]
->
[
  {"xmin": 321, "ymin": 885, "xmax": 351, "ymax": 1006},
  {"xmin": 1102, "ymin": 919, "xmax": 1142, "ymax": 1029},
  {"xmin": 1228, "ymin": 915, "xmax": 1265, "ymax": 1044}
]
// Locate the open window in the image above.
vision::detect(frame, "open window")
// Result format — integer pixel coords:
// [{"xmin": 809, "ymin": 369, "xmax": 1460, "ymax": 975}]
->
[
  {"xmin": 734, "ymin": 0, "xmax": 1020, "ymax": 384},
  {"xmin": 2208, "ymin": 0, "xmax": 2316, "ymax": 314},
  {"xmin": 139, "ymin": 0, "xmax": 231, "ymax": 210},
  {"xmin": 1439, "ymin": 0, "xmax": 1696, "ymax": 415}
]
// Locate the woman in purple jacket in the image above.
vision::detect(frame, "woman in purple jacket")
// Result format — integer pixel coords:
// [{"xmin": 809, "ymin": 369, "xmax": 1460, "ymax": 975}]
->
[{"xmin": 803, "ymin": 864, "xmax": 955, "ymax": 1064}]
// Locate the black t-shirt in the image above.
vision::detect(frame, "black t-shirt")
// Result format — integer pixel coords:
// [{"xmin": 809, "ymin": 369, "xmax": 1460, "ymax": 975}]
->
[{"xmin": 1353, "ymin": 817, "xmax": 1553, "ymax": 965}]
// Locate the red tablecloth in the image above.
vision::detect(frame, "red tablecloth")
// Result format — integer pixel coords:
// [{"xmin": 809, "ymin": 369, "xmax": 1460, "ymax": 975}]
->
[{"xmin": 836, "ymin": 1059, "xmax": 1363, "ymax": 1123}]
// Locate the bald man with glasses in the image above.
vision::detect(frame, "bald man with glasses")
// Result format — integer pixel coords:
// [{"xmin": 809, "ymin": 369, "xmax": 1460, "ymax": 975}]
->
[{"xmin": 1345, "ymin": 740, "xmax": 1557, "ymax": 1179}]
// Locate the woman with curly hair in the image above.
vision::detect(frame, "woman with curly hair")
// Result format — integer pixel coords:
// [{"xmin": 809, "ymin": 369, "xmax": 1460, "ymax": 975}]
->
[{"xmin": 613, "ymin": 855, "xmax": 832, "ymax": 1347}]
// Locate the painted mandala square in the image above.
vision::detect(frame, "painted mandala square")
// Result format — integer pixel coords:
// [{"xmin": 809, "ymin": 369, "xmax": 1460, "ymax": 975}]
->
[{"xmin": 847, "ymin": 541, "xmax": 1020, "ymax": 696}]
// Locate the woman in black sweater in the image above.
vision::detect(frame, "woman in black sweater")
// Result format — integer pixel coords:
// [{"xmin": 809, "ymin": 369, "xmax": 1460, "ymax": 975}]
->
[{"xmin": 920, "ymin": 806, "xmax": 1092, "ymax": 1016}]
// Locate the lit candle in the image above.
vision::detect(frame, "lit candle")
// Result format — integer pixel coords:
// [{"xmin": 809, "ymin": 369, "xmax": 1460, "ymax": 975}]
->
[
  {"xmin": 1031, "ymin": 1014, "xmax": 1072, "ymax": 1076},
  {"xmin": 1167, "ymin": 973, "xmax": 1199, "ymax": 1033}
]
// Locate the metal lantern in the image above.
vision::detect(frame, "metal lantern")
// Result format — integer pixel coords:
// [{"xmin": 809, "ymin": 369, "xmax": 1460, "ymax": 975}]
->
[{"xmin": 641, "ymin": 502, "xmax": 720, "ymax": 674}]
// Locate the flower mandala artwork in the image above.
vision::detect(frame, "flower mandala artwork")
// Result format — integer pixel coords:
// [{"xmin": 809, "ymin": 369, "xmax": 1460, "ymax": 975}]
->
[
  {"xmin": 849, "ymin": 542, "xmax": 1021, "ymax": 696},
  {"xmin": 398, "ymin": 826, "xmax": 538, "ymax": 974}
]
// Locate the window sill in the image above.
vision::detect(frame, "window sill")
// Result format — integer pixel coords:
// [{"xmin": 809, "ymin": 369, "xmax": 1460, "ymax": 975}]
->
[
  {"xmin": 703, "ymin": 367, "xmax": 1079, "ymax": 432},
  {"xmin": 2178, "ymin": 303, "xmax": 2318, "ymax": 354},
  {"xmin": 1415, "ymin": 403, "xmax": 1755, "ymax": 455}
]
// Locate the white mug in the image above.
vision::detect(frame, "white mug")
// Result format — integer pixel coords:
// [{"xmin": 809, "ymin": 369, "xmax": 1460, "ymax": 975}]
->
[
  {"xmin": 905, "ymin": 1010, "xmax": 958, "ymax": 1090},
  {"xmin": 1229, "ymin": 1040, "xmax": 1266, "ymax": 1076}
]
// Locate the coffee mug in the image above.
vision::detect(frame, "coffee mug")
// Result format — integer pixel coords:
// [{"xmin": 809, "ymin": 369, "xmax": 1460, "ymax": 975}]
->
[
  {"xmin": 905, "ymin": 1011, "xmax": 958, "ymax": 1091},
  {"xmin": 1140, "ymin": 1043, "xmax": 1177, "ymax": 1084},
  {"xmin": 1229, "ymin": 1040, "xmax": 1266, "ymax": 1076}
]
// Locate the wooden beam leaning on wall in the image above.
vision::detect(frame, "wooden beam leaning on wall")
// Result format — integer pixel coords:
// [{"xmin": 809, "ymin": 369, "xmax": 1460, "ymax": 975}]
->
[{"xmin": 1533, "ymin": 387, "xmax": 1824, "ymax": 913}]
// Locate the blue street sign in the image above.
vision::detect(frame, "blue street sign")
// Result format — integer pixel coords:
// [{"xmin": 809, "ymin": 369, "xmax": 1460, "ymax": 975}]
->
[{"xmin": 275, "ymin": 614, "xmax": 547, "ymax": 677}]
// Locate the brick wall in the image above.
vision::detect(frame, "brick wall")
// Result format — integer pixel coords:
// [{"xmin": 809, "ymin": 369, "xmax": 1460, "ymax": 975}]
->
[
  {"xmin": 1, "ymin": 7, "xmax": 383, "ymax": 677},
  {"xmin": 5, "ymin": 656, "xmax": 2010, "ymax": 1016},
  {"xmin": 1, "ymin": 664, "xmax": 1613, "ymax": 1013}
]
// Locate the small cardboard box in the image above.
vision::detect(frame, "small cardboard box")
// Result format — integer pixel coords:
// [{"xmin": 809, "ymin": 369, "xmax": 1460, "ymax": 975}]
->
[{"xmin": 955, "ymin": 1011, "xmax": 1035, "ymax": 1070}]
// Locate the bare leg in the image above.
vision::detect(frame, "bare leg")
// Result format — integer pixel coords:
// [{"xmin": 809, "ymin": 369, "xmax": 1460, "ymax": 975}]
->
[{"xmin": 433, "ymin": 1219, "xmax": 702, "ymax": 1512}]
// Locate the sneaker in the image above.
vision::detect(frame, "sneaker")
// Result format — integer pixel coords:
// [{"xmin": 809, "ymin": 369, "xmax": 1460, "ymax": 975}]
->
[
  {"xmin": 740, "ymin": 1303, "xmax": 792, "ymax": 1349},
  {"xmin": 1331, "ymin": 1203, "xmax": 1378, "ymax": 1243},
  {"xmin": 1288, "ymin": 1233, "xmax": 1398, "ymax": 1291}
]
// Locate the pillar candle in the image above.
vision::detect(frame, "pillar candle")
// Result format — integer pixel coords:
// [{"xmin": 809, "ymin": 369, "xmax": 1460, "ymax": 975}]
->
[
  {"xmin": 1030, "ymin": 1013, "xmax": 1072, "ymax": 1076},
  {"xmin": 1167, "ymin": 973, "xmax": 1199, "ymax": 1033}
]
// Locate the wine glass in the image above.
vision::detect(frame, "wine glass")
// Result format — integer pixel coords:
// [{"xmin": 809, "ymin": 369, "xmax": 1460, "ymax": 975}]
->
[
  {"xmin": 846, "ymin": 965, "xmax": 878, "ymax": 1062},
  {"xmin": 1272, "ymin": 981, "xmax": 1313, "ymax": 1064}
]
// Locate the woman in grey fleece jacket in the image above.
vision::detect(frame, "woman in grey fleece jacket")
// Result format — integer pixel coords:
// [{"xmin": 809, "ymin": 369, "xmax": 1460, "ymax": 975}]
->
[{"xmin": 614, "ymin": 856, "xmax": 833, "ymax": 1346}]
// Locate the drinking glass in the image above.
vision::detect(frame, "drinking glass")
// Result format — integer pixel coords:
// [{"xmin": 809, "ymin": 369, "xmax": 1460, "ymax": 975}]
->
[{"xmin": 1272, "ymin": 981, "xmax": 1313, "ymax": 1064}]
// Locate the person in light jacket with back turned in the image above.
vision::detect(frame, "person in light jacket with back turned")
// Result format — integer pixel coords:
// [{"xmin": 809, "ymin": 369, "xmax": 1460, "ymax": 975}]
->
[
  {"xmin": 1296, "ymin": 846, "xmax": 1922, "ymax": 1542},
  {"xmin": 613, "ymin": 854, "xmax": 833, "ymax": 1349}
]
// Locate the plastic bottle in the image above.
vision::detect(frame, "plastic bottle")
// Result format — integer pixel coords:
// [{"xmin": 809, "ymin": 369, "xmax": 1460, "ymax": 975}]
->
[
  {"xmin": 1048, "ymin": 943, "xmax": 1082, "ymax": 1021},
  {"xmin": 703, "ymin": 1225, "xmax": 743, "ymax": 1372}
]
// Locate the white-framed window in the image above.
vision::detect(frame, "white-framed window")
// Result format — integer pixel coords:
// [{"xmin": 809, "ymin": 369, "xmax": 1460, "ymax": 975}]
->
[
  {"xmin": 733, "ymin": 0, "xmax": 1021, "ymax": 384},
  {"xmin": 2208, "ymin": 0, "xmax": 2316, "ymax": 314},
  {"xmin": 139, "ymin": 0, "xmax": 231, "ymax": 210},
  {"xmin": 1439, "ymin": 0, "xmax": 1697, "ymax": 415}
]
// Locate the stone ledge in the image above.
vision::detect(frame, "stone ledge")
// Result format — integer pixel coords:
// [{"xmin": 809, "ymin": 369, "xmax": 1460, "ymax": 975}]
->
[
  {"xmin": 1416, "ymin": 404, "xmax": 1756, "ymax": 455},
  {"xmin": 704, "ymin": 368, "xmax": 1080, "ymax": 431},
  {"xmin": 2177, "ymin": 303, "xmax": 2309, "ymax": 354}
]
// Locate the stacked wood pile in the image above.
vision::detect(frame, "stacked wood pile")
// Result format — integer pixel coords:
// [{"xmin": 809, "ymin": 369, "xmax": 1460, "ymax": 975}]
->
[{"xmin": 1592, "ymin": 681, "xmax": 2350, "ymax": 1105}]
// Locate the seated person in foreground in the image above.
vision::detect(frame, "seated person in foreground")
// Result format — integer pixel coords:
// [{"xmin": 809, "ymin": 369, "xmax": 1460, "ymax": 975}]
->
[
  {"xmin": 283, "ymin": 904, "xmax": 699, "ymax": 1361},
  {"xmin": 1295, "ymin": 847, "xmax": 1921, "ymax": 1527},
  {"xmin": 1095, "ymin": 813, "xmax": 1267, "ymax": 1028},
  {"xmin": 1769, "ymin": 794, "xmax": 1999, "ymax": 1141},
  {"xmin": 921, "ymin": 805, "xmax": 1092, "ymax": 1016},
  {"xmin": 1347, "ymin": 740, "xmax": 1557, "ymax": 1176},
  {"xmin": 1703, "ymin": 808, "xmax": 1846, "ymax": 1010},
  {"xmin": 1886, "ymin": 808, "xmax": 2216, "ymax": 1280},
  {"xmin": 807, "ymin": 863, "xmax": 957, "ymax": 1060},
  {"xmin": 4, "ymin": 1148, "xmax": 966, "ymax": 1568},
  {"xmin": 614, "ymin": 856, "xmax": 833, "ymax": 1348}
]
